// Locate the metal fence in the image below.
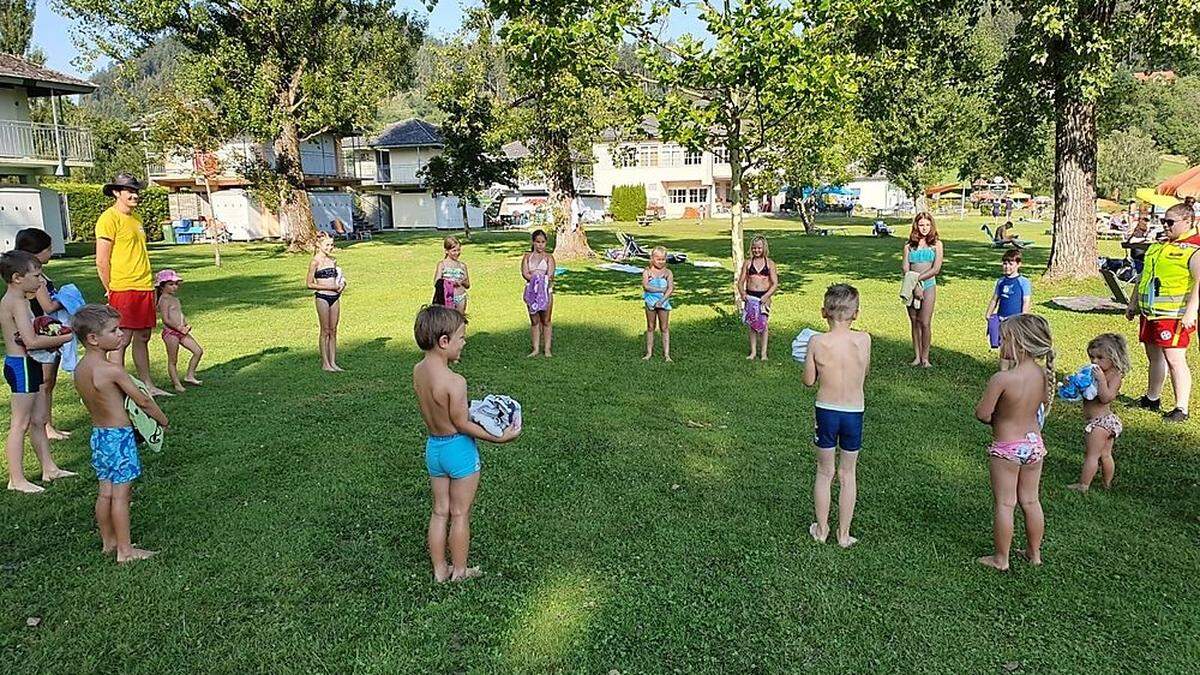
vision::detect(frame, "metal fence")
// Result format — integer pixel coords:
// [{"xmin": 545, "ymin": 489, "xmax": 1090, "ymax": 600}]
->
[{"xmin": 0, "ymin": 120, "xmax": 95, "ymax": 162}]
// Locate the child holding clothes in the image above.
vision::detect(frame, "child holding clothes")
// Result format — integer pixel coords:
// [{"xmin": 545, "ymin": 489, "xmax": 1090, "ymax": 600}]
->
[{"xmin": 1067, "ymin": 334, "xmax": 1130, "ymax": 493}]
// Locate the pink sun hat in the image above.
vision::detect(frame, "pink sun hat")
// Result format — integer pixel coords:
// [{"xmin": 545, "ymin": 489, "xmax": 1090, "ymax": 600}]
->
[{"xmin": 155, "ymin": 269, "xmax": 183, "ymax": 286}]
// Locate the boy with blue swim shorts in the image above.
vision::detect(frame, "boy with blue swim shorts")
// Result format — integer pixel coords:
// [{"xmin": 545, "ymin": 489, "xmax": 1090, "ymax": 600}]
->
[
  {"xmin": 1, "ymin": 251, "xmax": 76, "ymax": 493},
  {"xmin": 803, "ymin": 284, "xmax": 871, "ymax": 549},
  {"xmin": 72, "ymin": 304, "xmax": 169, "ymax": 563},
  {"xmin": 413, "ymin": 306, "xmax": 521, "ymax": 583}
]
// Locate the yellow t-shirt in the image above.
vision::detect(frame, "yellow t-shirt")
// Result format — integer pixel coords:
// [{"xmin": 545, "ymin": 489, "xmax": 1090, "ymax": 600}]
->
[{"xmin": 95, "ymin": 206, "xmax": 153, "ymax": 291}]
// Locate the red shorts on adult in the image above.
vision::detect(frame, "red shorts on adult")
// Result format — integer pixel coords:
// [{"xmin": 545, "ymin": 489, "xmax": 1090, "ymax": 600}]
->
[
  {"xmin": 1139, "ymin": 316, "xmax": 1194, "ymax": 348},
  {"xmin": 108, "ymin": 289, "xmax": 157, "ymax": 330}
]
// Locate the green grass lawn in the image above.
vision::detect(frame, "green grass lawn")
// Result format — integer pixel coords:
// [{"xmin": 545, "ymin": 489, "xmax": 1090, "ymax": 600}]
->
[{"xmin": 2, "ymin": 214, "xmax": 1198, "ymax": 671}]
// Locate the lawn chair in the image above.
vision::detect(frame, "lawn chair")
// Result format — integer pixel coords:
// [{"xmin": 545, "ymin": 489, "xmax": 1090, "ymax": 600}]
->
[
  {"xmin": 872, "ymin": 220, "xmax": 894, "ymax": 237},
  {"xmin": 980, "ymin": 224, "xmax": 1031, "ymax": 249},
  {"xmin": 608, "ymin": 231, "xmax": 688, "ymax": 264},
  {"xmin": 332, "ymin": 219, "xmax": 369, "ymax": 241}
]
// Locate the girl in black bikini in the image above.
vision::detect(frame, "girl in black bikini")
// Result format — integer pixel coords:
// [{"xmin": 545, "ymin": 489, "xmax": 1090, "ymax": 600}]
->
[
  {"xmin": 738, "ymin": 235, "xmax": 779, "ymax": 360},
  {"xmin": 307, "ymin": 233, "xmax": 346, "ymax": 372}
]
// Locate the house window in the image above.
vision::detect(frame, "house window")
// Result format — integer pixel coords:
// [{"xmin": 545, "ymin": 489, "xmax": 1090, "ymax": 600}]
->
[
  {"xmin": 614, "ymin": 145, "xmax": 637, "ymax": 168},
  {"xmin": 684, "ymin": 150, "xmax": 703, "ymax": 166},
  {"xmin": 713, "ymin": 148, "xmax": 729, "ymax": 164},
  {"xmin": 668, "ymin": 188, "xmax": 709, "ymax": 204},
  {"xmin": 661, "ymin": 145, "xmax": 683, "ymax": 167},
  {"xmin": 668, "ymin": 189, "xmax": 687, "ymax": 204},
  {"xmin": 638, "ymin": 144, "xmax": 659, "ymax": 167}
]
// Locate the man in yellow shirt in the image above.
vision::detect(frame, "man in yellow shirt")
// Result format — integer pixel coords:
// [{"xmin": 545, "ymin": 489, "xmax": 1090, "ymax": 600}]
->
[{"xmin": 95, "ymin": 174, "xmax": 168, "ymax": 397}]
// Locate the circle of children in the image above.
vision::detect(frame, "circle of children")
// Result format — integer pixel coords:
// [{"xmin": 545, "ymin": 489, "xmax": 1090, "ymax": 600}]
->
[{"xmin": 3, "ymin": 192, "xmax": 1198, "ymax": 576}]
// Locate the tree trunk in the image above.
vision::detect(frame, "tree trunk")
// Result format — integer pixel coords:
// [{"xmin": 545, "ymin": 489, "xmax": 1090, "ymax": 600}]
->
[
  {"xmin": 460, "ymin": 198, "xmax": 471, "ymax": 241},
  {"xmin": 547, "ymin": 144, "xmax": 592, "ymax": 259},
  {"xmin": 202, "ymin": 175, "xmax": 221, "ymax": 267},
  {"xmin": 275, "ymin": 117, "xmax": 318, "ymax": 252},
  {"xmin": 797, "ymin": 195, "xmax": 815, "ymax": 234},
  {"xmin": 1046, "ymin": 91, "xmax": 1098, "ymax": 279},
  {"xmin": 729, "ymin": 150, "xmax": 746, "ymax": 307}
]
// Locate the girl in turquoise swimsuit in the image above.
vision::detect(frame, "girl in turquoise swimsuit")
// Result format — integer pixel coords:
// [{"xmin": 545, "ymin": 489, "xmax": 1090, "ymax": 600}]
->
[
  {"xmin": 434, "ymin": 236, "xmax": 470, "ymax": 313},
  {"xmin": 641, "ymin": 246, "xmax": 674, "ymax": 361},
  {"xmin": 902, "ymin": 212, "xmax": 944, "ymax": 368}
]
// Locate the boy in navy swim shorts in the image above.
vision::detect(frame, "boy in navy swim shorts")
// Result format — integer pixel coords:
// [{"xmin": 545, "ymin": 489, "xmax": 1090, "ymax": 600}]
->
[
  {"xmin": 803, "ymin": 284, "xmax": 871, "ymax": 549},
  {"xmin": 72, "ymin": 304, "xmax": 169, "ymax": 563},
  {"xmin": 413, "ymin": 306, "xmax": 521, "ymax": 583},
  {"xmin": 1, "ymin": 251, "xmax": 76, "ymax": 493}
]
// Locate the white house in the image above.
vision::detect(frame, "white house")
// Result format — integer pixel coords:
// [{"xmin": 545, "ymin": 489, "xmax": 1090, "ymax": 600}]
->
[
  {"xmin": 591, "ymin": 122, "xmax": 734, "ymax": 219},
  {"xmin": 343, "ymin": 118, "xmax": 482, "ymax": 230},
  {"xmin": 496, "ymin": 141, "xmax": 605, "ymax": 222},
  {"xmin": 0, "ymin": 54, "xmax": 96, "ymax": 253},
  {"xmin": 845, "ymin": 175, "xmax": 909, "ymax": 212},
  {"xmin": 148, "ymin": 133, "xmax": 360, "ymax": 240}
]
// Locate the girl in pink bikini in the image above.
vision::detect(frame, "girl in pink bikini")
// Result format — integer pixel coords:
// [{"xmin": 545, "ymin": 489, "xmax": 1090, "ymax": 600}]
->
[
  {"xmin": 155, "ymin": 269, "xmax": 204, "ymax": 393},
  {"xmin": 974, "ymin": 313, "xmax": 1054, "ymax": 572}
]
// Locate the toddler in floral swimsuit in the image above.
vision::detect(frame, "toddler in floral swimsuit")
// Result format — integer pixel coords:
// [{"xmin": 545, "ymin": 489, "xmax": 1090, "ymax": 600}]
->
[{"xmin": 1068, "ymin": 334, "xmax": 1130, "ymax": 493}]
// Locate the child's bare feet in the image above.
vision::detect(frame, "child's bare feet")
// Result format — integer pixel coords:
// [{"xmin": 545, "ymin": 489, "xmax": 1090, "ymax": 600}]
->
[
  {"xmin": 117, "ymin": 547, "xmax": 156, "ymax": 564},
  {"xmin": 976, "ymin": 554, "xmax": 1009, "ymax": 572},
  {"xmin": 148, "ymin": 387, "xmax": 174, "ymax": 398},
  {"xmin": 1015, "ymin": 549, "xmax": 1042, "ymax": 566},
  {"xmin": 173, "ymin": 383, "xmax": 187, "ymax": 394},
  {"xmin": 433, "ymin": 564, "xmax": 451, "ymax": 583},
  {"xmin": 41, "ymin": 468, "xmax": 76, "ymax": 481},
  {"xmin": 1101, "ymin": 480, "xmax": 1113, "ymax": 489},
  {"xmin": 809, "ymin": 522, "xmax": 828, "ymax": 543},
  {"xmin": 450, "ymin": 566, "xmax": 483, "ymax": 582},
  {"xmin": 1066, "ymin": 483, "xmax": 1089, "ymax": 493},
  {"xmin": 910, "ymin": 357, "xmax": 922, "ymax": 366},
  {"xmin": 920, "ymin": 361, "xmax": 932, "ymax": 368},
  {"xmin": 7, "ymin": 480, "xmax": 44, "ymax": 494},
  {"xmin": 838, "ymin": 535, "xmax": 858, "ymax": 549},
  {"xmin": 102, "ymin": 545, "xmax": 116, "ymax": 557},
  {"xmin": 759, "ymin": 355, "xmax": 768, "ymax": 361},
  {"xmin": 46, "ymin": 425, "xmax": 71, "ymax": 440},
  {"xmin": 642, "ymin": 354, "xmax": 652, "ymax": 361},
  {"xmin": 184, "ymin": 377, "xmax": 202, "ymax": 386},
  {"xmin": 664, "ymin": 356, "xmax": 673, "ymax": 363},
  {"xmin": 747, "ymin": 353, "xmax": 756, "ymax": 360},
  {"xmin": 527, "ymin": 351, "xmax": 539, "ymax": 358},
  {"xmin": 543, "ymin": 352, "xmax": 552, "ymax": 358},
  {"xmin": 322, "ymin": 366, "xmax": 339, "ymax": 373}
]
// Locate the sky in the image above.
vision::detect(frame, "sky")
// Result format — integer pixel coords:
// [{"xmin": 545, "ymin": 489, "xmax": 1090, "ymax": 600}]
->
[{"xmin": 32, "ymin": 0, "xmax": 482, "ymax": 79}]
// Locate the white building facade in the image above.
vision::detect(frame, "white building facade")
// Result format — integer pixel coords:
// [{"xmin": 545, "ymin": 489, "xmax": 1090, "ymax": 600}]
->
[
  {"xmin": 0, "ymin": 54, "xmax": 96, "ymax": 253},
  {"xmin": 591, "ymin": 140, "xmax": 733, "ymax": 219}
]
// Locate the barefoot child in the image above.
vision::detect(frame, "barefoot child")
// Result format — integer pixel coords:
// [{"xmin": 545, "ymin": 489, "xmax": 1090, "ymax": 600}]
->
[
  {"xmin": 738, "ymin": 235, "xmax": 778, "ymax": 360},
  {"xmin": 975, "ymin": 314, "xmax": 1054, "ymax": 571},
  {"xmin": 642, "ymin": 246, "xmax": 674, "ymax": 362},
  {"xmin": 72, "ymin": 304, "xmax": 168, "ymax": 562},
  {"xmin": 434, "ymin": 237, "xmax": 470, "ymax": 313},
  {"xmin": 155, "ymin": 269, "xmax": 204, "ymax": 393},
  {"xmin": 1067, "ymin": 333, "xmax": 1130, "ymax": 493},
  {"xmin": 413, "ymin": 305, "xmax": 521, "ymax": 582},
  {"xmin": 985, "ymin": 249, "xmax": 1032, "ymax": 370},
  {"xmin": 804, "ymin": 284, "xmax": 871, "ymax": 548},
  {"xmin": 521, "ymin": 229, "xmax": 555, "ymax": 357},
  {"xmin": 15, "ymin": 228, "xmax": 70, "ymax": 440},
  {"xmin": 1, "ymin": 251, "xmax": 76, "ymax": 492},
  {"xmin": 307, "ymin": 233, "xmax": 345, "ymax": 372}
]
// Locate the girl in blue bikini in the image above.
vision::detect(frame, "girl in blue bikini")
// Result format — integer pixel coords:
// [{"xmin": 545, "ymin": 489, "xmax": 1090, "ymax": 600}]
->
[
  {"xmin": 642, "ymin": 246, "xmax": 674, "ymax": 361},
  {"xmin": 307, "ymin": 232, "xmax": 346, "ymax": 372},
  {"xmin": 902, "ymin": 212, "xmax": 943, "ymax": 368}
]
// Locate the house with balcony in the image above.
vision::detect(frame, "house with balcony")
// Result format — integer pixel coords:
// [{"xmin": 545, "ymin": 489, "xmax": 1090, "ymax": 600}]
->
[
  {"xmin": 494, "ymin": 141, "xmax": 606, "ymax": 223},
  {"xmin": 342, "ymin": 118, "xmax": 483, "ymax": 230},
  {"xmin": 591, "ymin": 123, "xmax": 735, "ymax": 219},
  {"xmin": 0, "ymin": 54, "xmax": 96, "ymax": 253},
  {"xmin": 147, "ymin": 133, "xmax": 361, "ymax": 241}
]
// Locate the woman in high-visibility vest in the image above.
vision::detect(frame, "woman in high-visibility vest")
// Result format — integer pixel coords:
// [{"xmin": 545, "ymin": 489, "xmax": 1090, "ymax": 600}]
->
[{"xmin": 1126, "ymin": 203, "xmax": 1200, "ymax": 423}]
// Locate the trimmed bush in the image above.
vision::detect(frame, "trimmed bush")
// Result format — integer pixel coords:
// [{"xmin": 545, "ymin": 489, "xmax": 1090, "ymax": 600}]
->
[
  {"xmin": 47, "ymin": 182, "xmax": 169, "ymax": 242},
  {"xmin": 610, "ymin": 184, "xmax": 647, "ymax": 222}
]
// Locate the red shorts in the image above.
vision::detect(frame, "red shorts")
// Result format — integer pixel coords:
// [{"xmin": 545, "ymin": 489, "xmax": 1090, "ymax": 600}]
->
[
  {"xmin": 1139, "ymin": 316, "xmax": 1194, "ymax": 348},
  {"xmin": 108, "ymin": 290, "xmax": 157, "ymax": 330}
]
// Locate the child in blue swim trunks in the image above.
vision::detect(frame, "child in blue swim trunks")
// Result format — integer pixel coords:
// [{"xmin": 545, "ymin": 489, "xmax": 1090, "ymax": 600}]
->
[
  {"xmin": 641, "ymin": 246, "xmax": 674, "ymax": 362},
  {"xmin": 413, "ymin": 305, "xmax": 521, "ymax": 583},
  {"xmin": 72, "ymin": 304, "xmax": 169, "ymax": 563},
  {"xmin": 804, "ymin": 284, "xmax": 871, "ymax": 549},
  {"xmin": 1, "ymin": 251, "xmax": 76, "ymax": 493}
]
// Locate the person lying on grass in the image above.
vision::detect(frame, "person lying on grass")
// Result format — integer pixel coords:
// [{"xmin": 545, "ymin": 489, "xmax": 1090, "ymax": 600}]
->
[
  {"xmin": 412, "ymin": 305, "xmax": 521, "ymax": 583},
  {"xmin": 975, "ymin": 314, "xmax": 1053, "ymax": 572},
  {"xmin": 804, "ymin": 283, "xmax": 870, "ymax": 549},
  {"xmin": 73, "ymin": 304, "xmax": 169, "ymax": 563}
]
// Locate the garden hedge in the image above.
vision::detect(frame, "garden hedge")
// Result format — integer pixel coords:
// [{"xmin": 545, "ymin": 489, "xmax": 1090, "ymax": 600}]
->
[
  {"xmin": 610, "ymin": 184, "xmax": 647, "ymax": 222},
  {"xmin": 47, "ymin": 182, "xmax": 169, "ymax": 242}
]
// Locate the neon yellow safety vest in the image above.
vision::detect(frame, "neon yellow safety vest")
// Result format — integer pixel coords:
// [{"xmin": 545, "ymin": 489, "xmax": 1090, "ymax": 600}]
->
[{"xmin": 1138, "ymin": 237, "xmax": 1200, "ymax": 319}]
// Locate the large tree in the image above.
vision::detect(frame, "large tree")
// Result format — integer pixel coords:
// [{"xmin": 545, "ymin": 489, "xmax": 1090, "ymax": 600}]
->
[
  {"xmin": 485, "ymin": 0, "xmax": 632, "ymax": 258},
  {"xmin": 420, "ymin": 36, "xmax": 519, "ymax": 240},
  {"xmin": 998, "ymin": 0, "xmax": 1200, "ymax": 278},
  {"xmin": 63, "ymin": 0, "xmax": 423, "ymax": 249},
  {"xmin": 629, "ymin": 0, "xmax": 859, "ymax": 294},
  {"xmin": 0, "ymin": 0, "xmax": 34, "ymax": 55}
]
